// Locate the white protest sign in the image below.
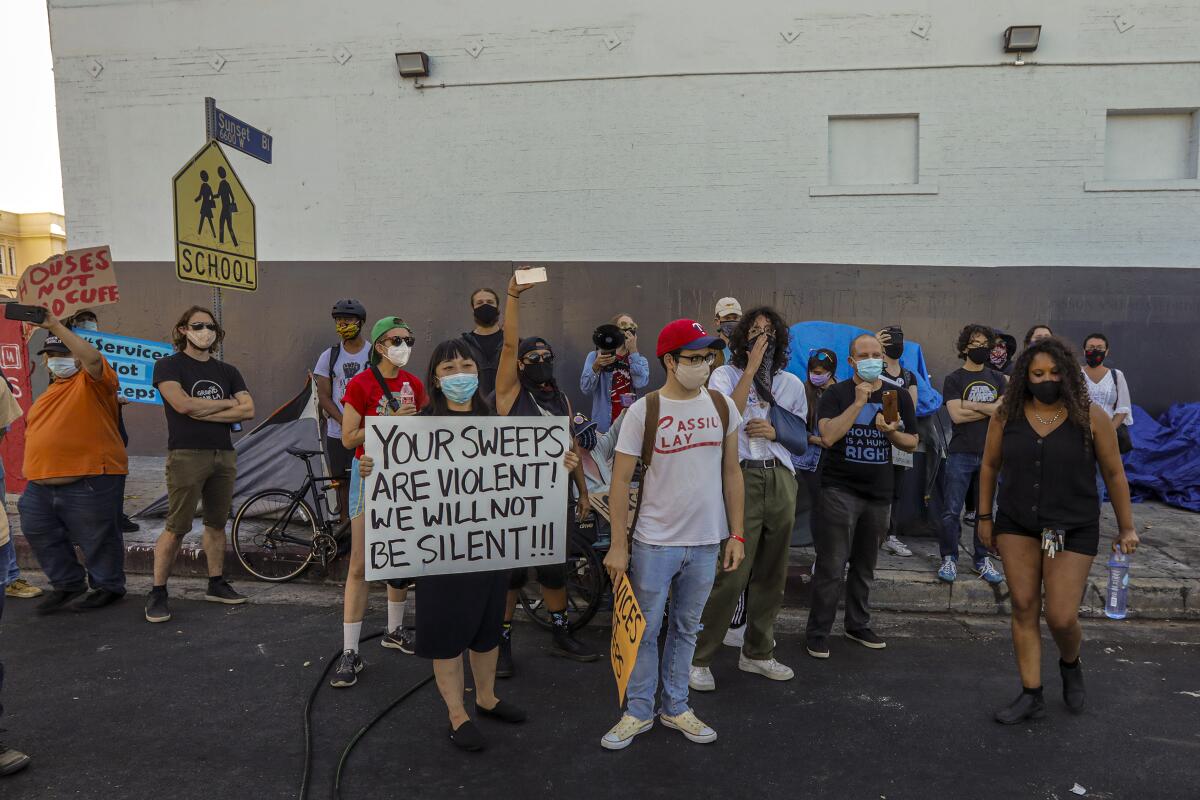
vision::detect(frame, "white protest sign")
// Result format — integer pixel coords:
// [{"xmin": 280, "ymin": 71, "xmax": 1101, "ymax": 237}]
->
[{"xmin": 363, "ymin": 415, "xmax": 571, "ymax": 581}]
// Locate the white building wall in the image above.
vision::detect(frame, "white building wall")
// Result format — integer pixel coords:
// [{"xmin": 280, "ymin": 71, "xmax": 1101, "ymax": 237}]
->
[{"xmin": 49, "ymin": 0, "xmax": 1200, "ymax": 267}]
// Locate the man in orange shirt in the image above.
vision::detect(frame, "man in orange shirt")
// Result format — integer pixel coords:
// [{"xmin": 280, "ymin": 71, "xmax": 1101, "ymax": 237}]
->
[{"xmin": 17, "ymin": 316, "xmax": 128, "ymax": 615}]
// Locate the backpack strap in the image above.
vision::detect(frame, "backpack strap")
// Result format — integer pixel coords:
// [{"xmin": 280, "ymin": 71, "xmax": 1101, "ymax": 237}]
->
[
  {"xmin": 1110, "ymin": 369, "xmax": 1121, "ymax": 412},
  {"xmin": 626, "ymin": 391, "xmax": 660, "ymax": 545},
  {"xmin": 706, "ymin": 388, "xmax": 730, "ymax": 507},
  {"xmin": 370, "ymin": 364, "xmax": 400, "ymax": 413},
  {"xmin": 326, "ymin": 343, "xmax": 341, "ymax": 378}
]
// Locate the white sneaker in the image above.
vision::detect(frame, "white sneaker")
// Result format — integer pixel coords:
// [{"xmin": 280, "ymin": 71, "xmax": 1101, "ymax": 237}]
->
[
  {"xmin": 738, "ymin": 653, "xmax": 795, "ymax": 681},
  {"xmin": 882, "ymin": 535, "xmax": 913, "ymax": 557},
  {"xmin": 722, "ymin": 625, "xmax": 745, "ymax": 648},
  {"xmin": 659, "ymin": 709, "xmax": 717, "ymax": 744},
  {"xmin": 600, "ymin": 714, "xmax": 654, "ymax": 750},
  {"xmin": 689, "ymin": 665, "xmax": 716, "ymax": 692}
]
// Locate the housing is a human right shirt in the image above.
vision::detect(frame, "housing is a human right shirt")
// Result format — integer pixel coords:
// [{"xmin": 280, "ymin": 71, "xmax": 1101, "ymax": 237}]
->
[{"xmin": 817, "ymin": 379, "xmax": 916, "ymax": 502}]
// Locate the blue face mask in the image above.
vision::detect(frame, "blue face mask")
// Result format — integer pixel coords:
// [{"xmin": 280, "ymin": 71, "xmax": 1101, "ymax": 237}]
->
[
  {"xmin": 855, "ymin": 358, "xmax": 884, "ymax": 382},
  {"xmin": 439, "ymin": 372, "xmax": 479, "ymax": 404}
]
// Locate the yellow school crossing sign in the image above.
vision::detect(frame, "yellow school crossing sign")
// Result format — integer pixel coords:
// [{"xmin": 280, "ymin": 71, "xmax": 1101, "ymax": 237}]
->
[{"xmin": 173, "ymin": 140, "xmax": 257, "ymax": 291}]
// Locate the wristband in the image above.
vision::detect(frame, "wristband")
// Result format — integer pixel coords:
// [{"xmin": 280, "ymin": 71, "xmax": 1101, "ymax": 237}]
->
[
  {"xmin": 729, "ymin": 534, "xmax": 745, "ymax": 543},
  {"xmin": 976, "ymin": 514, "xmax": 993, "ymax": 521},
  {"xmin": 507, "ymin": 292, "xmax": 520, "ymax": 298}
]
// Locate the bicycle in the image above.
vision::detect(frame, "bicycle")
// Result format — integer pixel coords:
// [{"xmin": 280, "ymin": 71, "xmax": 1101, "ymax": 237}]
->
[{"xmin": 231, "ymin": 447, "xmax": 351, "ymax": 582}]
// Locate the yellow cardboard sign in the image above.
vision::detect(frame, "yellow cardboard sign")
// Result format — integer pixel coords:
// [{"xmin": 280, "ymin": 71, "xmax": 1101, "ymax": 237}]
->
[
  {"xmin": 172, "ymin": 140, "xmax": 257, "ymax": 291},
  {"xmin": 610, "ymin": 573, "xmax": 646, "ymax": 706}
]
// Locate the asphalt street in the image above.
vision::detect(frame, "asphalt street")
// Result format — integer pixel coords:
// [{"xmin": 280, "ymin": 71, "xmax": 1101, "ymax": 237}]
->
[{"xmin": 1, "ymin": 578, "xmax": 1198, "ymax": 800}]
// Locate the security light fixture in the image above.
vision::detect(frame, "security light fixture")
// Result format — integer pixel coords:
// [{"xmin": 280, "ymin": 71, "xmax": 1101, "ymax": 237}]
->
[
  {"xmin": 1003, "ymin": 25, "xmax": 1041, "ymax": 53},
  {"xmin": 395, "ymin": 52, "xmax": 430, "ymax": 78}
]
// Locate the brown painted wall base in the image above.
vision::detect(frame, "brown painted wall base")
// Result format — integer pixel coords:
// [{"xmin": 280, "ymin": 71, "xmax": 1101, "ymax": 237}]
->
[{"xmin": 75, "ymin": 260, "xmax": 1199, "ymax": 456}]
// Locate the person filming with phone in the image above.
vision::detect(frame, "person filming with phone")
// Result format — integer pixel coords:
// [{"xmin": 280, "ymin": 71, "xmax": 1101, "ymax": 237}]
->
[{"xmin": 580, "ymin": 313, "xmax": 649, "ymax": 433}]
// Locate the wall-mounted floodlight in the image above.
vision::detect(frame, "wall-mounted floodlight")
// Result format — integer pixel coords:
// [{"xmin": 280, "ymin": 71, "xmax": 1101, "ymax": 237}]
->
[
  {"xmin": 395, "ymin": 52, "xmax": 430, "ymax": 78},
  {"xmin": 1003, "ymin": 26, "xmax": 1041, "ymax": 53}
]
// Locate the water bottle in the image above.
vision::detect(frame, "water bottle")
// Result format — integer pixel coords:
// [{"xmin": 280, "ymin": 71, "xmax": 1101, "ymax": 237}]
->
[
  {"xmin": 398, "ymin": 381, "xmax": 415, "ymax": 409},
  {"xmin": 1105, "ymin": 551, "xmax": 1130, "ymax": 619}
]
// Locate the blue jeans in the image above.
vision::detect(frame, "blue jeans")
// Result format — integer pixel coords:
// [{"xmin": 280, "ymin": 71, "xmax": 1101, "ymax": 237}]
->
[
  {"xmin": 940, "ymin": 452, "xmax": 988, "ymax": 563},
  {"xmin": 624, "ymin": 540, "xmax": 720, "ymax": 722},
  {"xmin": 0, "ymin": 538, "xmax": 19, "ymax": 587},
  {"xmin": 17, "ymin": 476, "xmax": 127, "ymax": 595}
]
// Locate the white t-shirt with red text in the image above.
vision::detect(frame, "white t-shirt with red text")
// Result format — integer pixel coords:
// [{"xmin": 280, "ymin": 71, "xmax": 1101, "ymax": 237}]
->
[{"xmin": 615, "ymin": 390, "xmax": 741, "ymax": 547}]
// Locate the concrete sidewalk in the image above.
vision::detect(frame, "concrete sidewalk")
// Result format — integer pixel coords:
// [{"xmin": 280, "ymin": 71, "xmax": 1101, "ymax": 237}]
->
[{"xmin": 8, "ymin": 456, "xmax": 1199, "ymax": 618}]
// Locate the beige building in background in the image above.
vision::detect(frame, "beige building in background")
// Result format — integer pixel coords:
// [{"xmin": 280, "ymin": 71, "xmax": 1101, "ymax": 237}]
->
[{"xmin": 0, "ymin": 210, "xmax": 66, "ymax": 296}]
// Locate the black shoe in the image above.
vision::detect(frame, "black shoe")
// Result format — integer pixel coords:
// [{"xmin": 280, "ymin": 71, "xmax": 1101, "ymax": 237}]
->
[
  {"xmin": 145, "ymin": 590, "xmax": 171, "ymax": 623},
  {"xmin": 76, "ymin": 589, "xmax": 125, "ymax": 611},
  {"xmin": 844, "ymin": 628, "xmax": 887, "ymax": 650},
  {"xmin": 330, "ymin": 650, "xmax": 364, "ymax": 688},
  {"xmin": 381, "ymin": 626, "xmax": 415, "ymax": 654},
  {"xmin": 806, "ymin": 636, "xmax": 831, "ymax": 659},
  {"xmin": 995, "ymin": 690, "xmax": 1046, "ymax": 725},
  {"xmin": 496, "ymin": 629, "xmax": 514, "ymax": 679},
  {"xmin": 1060, "ymin": 659, "xmax": 1086, "ymax": 713},
  {"xmin": 448, "ymin": 720, "xmax": 486, "ymax": 752},
  {"xmin": 120, "ymin": 514, "xmax": 140, "ymax": 533},
  {"xmin": 552, "ymin": 627, "xmax": 599, "ymax": 662},
  {"xmin": 476, "ymin": 699, "xmax": 526, "ymax": 724},
  {"xmin": 0, "ymin": 740, "xmax": 32, "ymax": 776},
  {"xmin": 204, "ymin": 577, "xmax": 247, "ymax": 605},
  {"xmin": 36, "ymin": 588, "xmax": 86, "ymax": 615}
]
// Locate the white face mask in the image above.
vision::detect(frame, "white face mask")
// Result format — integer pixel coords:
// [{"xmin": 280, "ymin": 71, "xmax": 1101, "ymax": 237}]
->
[
  {"xmin": 385, "ymin": 342, "xmax": 411, "ymax": 368},
  {"xmin": 186, "ymin": 328, "xmax": 217, "ymax": 350},
  {"xmin": 48, "ymin": 357, "xmax": 79, "ymax": 379},
  {"xmin": 673, "ymin": 360, "xmax": 710, "ymax": 391}
]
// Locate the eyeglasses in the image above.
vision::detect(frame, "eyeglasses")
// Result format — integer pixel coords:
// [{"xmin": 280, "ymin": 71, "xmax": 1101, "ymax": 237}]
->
[
  {"xmin": 523, "ymin": 353, "xmax": 554, "ymax": 364},
  {"xmin": 675, "ymin": 353, "xmax": 716, "ymax": 366},
  {"xmin": 188, "ymin": 322, "xmax": 217, "ymax": 331},
  {"xmin": 619, "ymin": 325, "xmax": 638, "ymax": 335},
  {"xmin": 383, "ymin": 336, "xmax": 415, "ymax": 347},
  {"xmin": 749, "ymin": 327, "xmax": 772, "ymax": 338}
]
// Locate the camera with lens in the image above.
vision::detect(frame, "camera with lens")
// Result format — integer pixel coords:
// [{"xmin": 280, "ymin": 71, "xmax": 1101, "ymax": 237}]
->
[{"xmin": 592, "ymin": 324, "xmax": 625, "ymax": 372}]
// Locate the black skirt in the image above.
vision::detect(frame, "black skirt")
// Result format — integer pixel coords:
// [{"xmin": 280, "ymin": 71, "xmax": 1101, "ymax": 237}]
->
[{"xmin": 414, "ymin": 569, "xmax": 508, "ymax": 660}]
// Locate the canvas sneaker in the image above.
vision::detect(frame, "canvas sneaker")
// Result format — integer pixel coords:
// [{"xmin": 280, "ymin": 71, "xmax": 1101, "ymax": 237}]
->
[
  {"xmin": 4, "ymin": 579, "xmax": 43, "ymax": 599},
  {"xmin": 600, "ymin": 714, "xmax": 654, "ymax": 751},
  {"xmin": 937, "ymin": 557, "xmax": 957, "ymax": 583},
  {"xmin": 882, "ymin": 535, "xmax": 913, "ymax": 557},
  {"xmin": 688, "ymin": 666, "xmax": 716, "ymax": 692},
  {"xmin": 975, "ymin": 558, "xmax": 1005, "ymax": 585},
  {"xmin": 0, "ymin": 740, "xmax": 32, "ymax": 777},
  {"xmin": 844, "ymin": 628, "xmax": 887, "ymax": 649},
  {"xmin": 806, "ymin": 637, "xmax": 831, "ymax": 659},
  {"xmin": 204, "ymin": 578, "xmax": 247, "ymax": 605},
  {"xmin": 659, "ymin": 709, "xmax": 718, "ymax": 744},
  {"xmin": 738, "ymin": 654, "xmax": 794, "ymax": 681}
]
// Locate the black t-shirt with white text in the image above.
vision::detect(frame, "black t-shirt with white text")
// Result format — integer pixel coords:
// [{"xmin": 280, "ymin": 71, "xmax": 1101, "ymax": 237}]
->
[
  {"xmin": 942, "ymin": 367, "xmax": 1006, "ymax": 455},
  {"xmin": 817, "ymin": 379, "xmax": 917, "ymax": 502},
  {"xmin": 152, "ymin": 352, "xmax": 249, "ymax": 451}
]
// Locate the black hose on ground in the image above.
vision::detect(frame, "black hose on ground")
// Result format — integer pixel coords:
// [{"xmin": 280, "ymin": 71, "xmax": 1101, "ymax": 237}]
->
[{"xmin": 333, "ymin": 673, "xmax": 437, "ymax": 799}]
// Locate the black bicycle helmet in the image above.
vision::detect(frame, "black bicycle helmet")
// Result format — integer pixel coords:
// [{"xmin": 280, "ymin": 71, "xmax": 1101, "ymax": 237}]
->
[{"xmin": 331, "ymin": 299, "xmax": 366, "ymax": 320}]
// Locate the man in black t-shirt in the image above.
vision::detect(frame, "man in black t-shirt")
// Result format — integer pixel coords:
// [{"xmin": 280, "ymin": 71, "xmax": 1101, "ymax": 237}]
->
[
  {"xmin": 804, "ymin": 334, "xmax": 917, "ymax": 660},
  {"xmin": 938, "ymin": 324, "xmax": 1006, "ymax": 586},
  {"xmin": 146, "ymin": 306, "xmax": 255, "ymax": 624},
  {"xmin": 462, "ymin": 287, "xmax": 504, "ymax": 402}
]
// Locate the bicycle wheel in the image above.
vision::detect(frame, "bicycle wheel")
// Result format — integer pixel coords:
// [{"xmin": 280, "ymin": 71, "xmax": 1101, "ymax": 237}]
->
[
  {"xmin": 232, "ymin": 490, "xmax": 318, "ymax": 582},
  {"xmin": 517, "ymin": 536, "xmax": 607, "ymax": 632}
]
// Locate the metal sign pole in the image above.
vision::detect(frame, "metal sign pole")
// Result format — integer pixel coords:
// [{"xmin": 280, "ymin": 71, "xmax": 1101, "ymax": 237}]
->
[
  {"xmin": 204, "ymin": 98, "xmax": 224, "ymax": 360},
  {"xmin": 212, "ymin": 286, "xmax": 223, "ymax": 360}
]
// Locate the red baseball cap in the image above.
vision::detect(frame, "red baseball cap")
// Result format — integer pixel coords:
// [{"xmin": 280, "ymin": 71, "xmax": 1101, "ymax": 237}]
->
[{"xmin": 656, "ymin": 319, "xmax": 724, "ymax": 358}]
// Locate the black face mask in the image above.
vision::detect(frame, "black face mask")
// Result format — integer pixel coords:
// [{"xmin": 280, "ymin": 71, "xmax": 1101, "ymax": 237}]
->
[
  {"xmin": 1029, "ymin": 380, "xmax": 1063, "ymax": 405},
  {"xmin": 522, "ymin": 361, "xmax": 555, "ymax": 386},
  {"xmin": 473, "ymin": 304, "xmax": 500, "ymax": 326},
  {"xmin": 966, "ymin": 346, "xmax": 990, "ymax": 366},
  {"xmin": 884, "ymin": 342, "xmax": 904, "ymax": 360},
  {"xmin": 1085, "ymin": 349, "xmax": 1106, "ymax": 368}
]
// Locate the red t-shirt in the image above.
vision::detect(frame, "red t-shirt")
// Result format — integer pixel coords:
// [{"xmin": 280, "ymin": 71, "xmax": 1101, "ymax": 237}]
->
[{"xmin": 342, "ymin": 368, "xmax": 428, "ymax": 457}]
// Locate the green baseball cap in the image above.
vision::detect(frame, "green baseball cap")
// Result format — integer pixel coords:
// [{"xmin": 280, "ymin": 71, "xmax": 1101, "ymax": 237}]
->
[{"xmin": 368, "ymin": 316, "xmax": 412, "ymax": 365}]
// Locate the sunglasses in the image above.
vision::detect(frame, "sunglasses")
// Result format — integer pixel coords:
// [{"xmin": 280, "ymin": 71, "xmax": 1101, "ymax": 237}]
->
[
  {"xmin": 619, "ymin": 325, "xmax": 638, "ymax": 335},
  {"xmin": 522, "ymin": 353, "xmax": 554, "ymax": 364},
  {"xmin": 188, "ymin": 322, "xmax": 218, "ymax": 331},
  {"xmin": 382, "ymin": 335, "xmax": 415, "ymax": 347}
]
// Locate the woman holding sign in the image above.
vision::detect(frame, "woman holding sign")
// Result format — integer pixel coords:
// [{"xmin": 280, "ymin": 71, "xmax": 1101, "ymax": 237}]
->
[
  {"xmin": 359, "ymin": 337, "xmax": 580, "ymax": 751},
  {"xmin": 331, "ymin": 317, "xmax": 428, "ymax": 689}
]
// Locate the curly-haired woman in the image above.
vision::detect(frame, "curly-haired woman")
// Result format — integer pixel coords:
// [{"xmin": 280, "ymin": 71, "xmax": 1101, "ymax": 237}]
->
[{"xmin": 978, "ymin": 337, "xmax": 1138, "ymax": 725}]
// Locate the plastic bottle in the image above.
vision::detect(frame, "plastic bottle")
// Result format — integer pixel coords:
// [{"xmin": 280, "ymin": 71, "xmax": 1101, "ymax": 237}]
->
[
  {"xmin": 398, "ymin": 381, "xmax": 415, "ymax": 408},
  {"xmin": 1105, "ymin": 550, "xmax": 1130, "ymax": 620}
]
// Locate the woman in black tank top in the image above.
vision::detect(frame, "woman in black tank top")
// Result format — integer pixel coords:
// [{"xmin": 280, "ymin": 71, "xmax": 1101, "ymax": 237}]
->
[{"xmin": 977, "ymin": 338, "xmax": 1139, "ymax": 725}]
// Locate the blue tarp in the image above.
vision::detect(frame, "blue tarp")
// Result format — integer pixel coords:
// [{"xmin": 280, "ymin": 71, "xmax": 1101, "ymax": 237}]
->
[
  {"xmin": 1123, "ymin": 403, "xmax": 1200, "ymax": 512},
  {"xmin": 785, "ymin": 321, "xmax": 944, "ymax": 417}
]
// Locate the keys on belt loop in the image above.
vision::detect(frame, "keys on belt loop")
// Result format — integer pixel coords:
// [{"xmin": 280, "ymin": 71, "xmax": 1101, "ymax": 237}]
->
[{"xmin": 1041, "ymin": 528, "xmax": 1065, "ymax": 559}]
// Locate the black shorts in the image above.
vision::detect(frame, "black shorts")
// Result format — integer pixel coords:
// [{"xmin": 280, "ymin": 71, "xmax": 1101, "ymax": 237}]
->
[
  {"xmin": 994, "ymin": 510, "xmax": 1100, "ymax": 557},
  {"xmin": 508, "ymin": 563, "xmax": 567, "ymax": 591},
  {"xmin": 326, "ymin": 436, "xmax": 354, "ymax": 479}
]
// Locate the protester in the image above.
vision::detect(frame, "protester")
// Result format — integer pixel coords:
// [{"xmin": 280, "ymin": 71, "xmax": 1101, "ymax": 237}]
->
[
  {"xmin": 690, "ymin": 307, "xmax": 803, "ymax": 691},
  {"xmin": 792, "ymin": 348, "xmax": 838, "ymax": 547},
  {"xmin": 1023, "ymin": 324, "xmax": 1054, "ymax": 348},
  {"xmin": 580, "ymin": 313, "xmax": 649, "ymax": 432},
  {"xmin": 0, "ymin": 377, "xmax": 38, "ymax": 601},
  {"xmin": 18, "ymin": 318, "xmax": 128, "ymax": 614},
  {"xmin": 601, "ymin": 318, "xmax": 744, "ymax": 749},
  {"xmin": 990, "ymin": 331, "xmax": 1017, "ymax": 377},
  {"xmin": 356, "ymin": 338, "xmax": 571, "ymax": 750},
  {"xmin": 313, "ymin": 299, "xmax": 369, "ymax": 522},
  {"xmin": 494, "ymin": 272, "xmax": 596, "ymax": 674},
  {"xmin": 978, "ymin": 337, "xmax": 1138, "ymax": 724},
  {"xmin": 462, "ymin": 288, "xmax": 504, "ymax": 402},
  {"xmin": 1081, "ymin": 333, "xmax": 1133, "ymax": 500},
  {"xmin": 937, "ymin": 324, "xmax": 1006, "ymax": 585},
  {"xmin": 330, "ymin": 316, "xmax": 427, "ymax": 687},
  {"xmin": 147, "ymin": 307, "xmax": 255, "ymax": 623},
  {"xmin": 805, "ymin": 334, "xmax": 917, "ymax": 659},
  {"xmin": 713, "ymin": 297, "xmax": 742, "ymax": 369},
  {"xmin": 877, "ymin": 326, "xmax": 917, "ymax": 558},
  {"xmin": 0, "ymin": 528, "xmax": 30, "ymax": 777}
]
